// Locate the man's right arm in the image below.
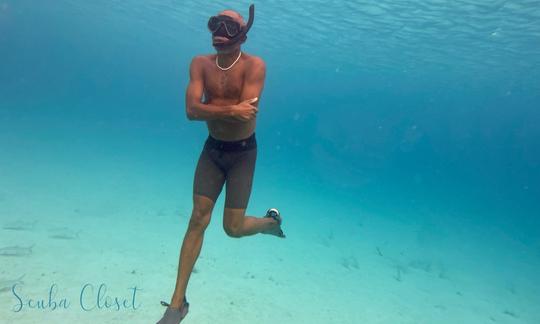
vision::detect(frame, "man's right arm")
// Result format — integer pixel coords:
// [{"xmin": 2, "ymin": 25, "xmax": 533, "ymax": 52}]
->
[{"xmin": 185, "ymin": 56, "xmax": 234, "ymax": 121}]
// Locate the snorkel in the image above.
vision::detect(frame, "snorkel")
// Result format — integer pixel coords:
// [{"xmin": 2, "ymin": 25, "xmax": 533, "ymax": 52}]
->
[{"xmin": 212, "ymin": 4, "xmax": 255, "ymax": 48}]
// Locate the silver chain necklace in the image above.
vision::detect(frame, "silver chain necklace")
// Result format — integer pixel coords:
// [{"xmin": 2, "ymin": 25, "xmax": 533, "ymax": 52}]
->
[{"xmin": 216, "ymin": 51, "xmax": 242, "ymax": 71}]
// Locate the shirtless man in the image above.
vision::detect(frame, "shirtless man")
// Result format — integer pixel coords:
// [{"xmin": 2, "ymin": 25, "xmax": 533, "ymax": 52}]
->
[{"xmin": 156, "ymin": 5, "xmax": 285, "ymax": 324}]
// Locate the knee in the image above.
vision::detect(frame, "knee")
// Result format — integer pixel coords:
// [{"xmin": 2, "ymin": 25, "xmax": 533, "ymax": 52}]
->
[
  {"xmin": 188, "ymin": 209, "xmax": 211, "ymax": 232},
  {"xmin": 223, "ymin": 224, "xmax": 243, "ymax": 238}
]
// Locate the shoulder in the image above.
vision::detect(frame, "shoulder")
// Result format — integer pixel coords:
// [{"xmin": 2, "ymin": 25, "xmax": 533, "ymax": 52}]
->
[
  {"xmin": 189, "ymin": 55, "xmax": 213, "ymax": 77},
  {"xmin": 243, "ymin": 53, "xmax": 266, "ymax": 77},
  {"xmin": 190, "ymin": 55, "xmax": 213, "ymax": 66},
  {"xmin": 243, "ymin": 53, "xmax": 265, "ymax": 69}
]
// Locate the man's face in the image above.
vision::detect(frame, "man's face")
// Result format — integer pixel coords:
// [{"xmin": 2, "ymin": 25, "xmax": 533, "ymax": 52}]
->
[{"xmin": 211, "ymin": 10, "xmax": 245, "ymax": 52}]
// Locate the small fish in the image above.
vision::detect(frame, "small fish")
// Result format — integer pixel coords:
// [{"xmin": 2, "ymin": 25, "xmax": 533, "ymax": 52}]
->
[
  {"xmin": 3, "ymin": 220, "xmax": 37, "ymax": 231},
  {"xmin": 0, "ymin": 244, "xmax": 35, "ymax": 257},
  {"xmin": 340, "ymin": 256, "xmax": 359, "ymax": 270},
  {"xmin": 0, "ymin": 274, "xmax": 25, "ymax": 293},
  {"xmin": 48, "ymin": 228, "xmax": 82, "ymax": 240}
]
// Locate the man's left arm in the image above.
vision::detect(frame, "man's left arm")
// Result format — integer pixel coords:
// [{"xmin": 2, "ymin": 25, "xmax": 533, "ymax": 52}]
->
[{"xmin": 223, "ymin": 57, "xmax": 266, "ymax": 123}]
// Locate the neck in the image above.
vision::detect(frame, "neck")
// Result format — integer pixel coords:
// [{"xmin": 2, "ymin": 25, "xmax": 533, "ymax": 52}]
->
[{"xmin": 217, "ymin": 48, "xmax": 241, "ymax": 67}]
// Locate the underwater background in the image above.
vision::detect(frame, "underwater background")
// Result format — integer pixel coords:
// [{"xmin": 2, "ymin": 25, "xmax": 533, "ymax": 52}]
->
[{"xmin": 1, "ymin": 0, "xmax": 539, "ymax": 323}]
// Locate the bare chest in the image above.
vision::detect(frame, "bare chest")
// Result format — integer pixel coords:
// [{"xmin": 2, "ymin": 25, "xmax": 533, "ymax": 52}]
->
[{"xmin": 203, "ymin": 64, "xmax": 245, "ymax": 101}]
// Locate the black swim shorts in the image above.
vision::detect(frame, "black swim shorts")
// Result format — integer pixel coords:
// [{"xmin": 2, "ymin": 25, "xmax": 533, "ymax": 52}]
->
[{"xmin": 193, "ymin": 133, "xmax": 257, "ymax": 209}]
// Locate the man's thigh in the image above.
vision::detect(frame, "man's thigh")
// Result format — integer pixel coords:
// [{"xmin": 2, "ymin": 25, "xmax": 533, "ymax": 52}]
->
[
  {"xmin": 224, "ymin": 148, "xmax": 257, "ymax": 210},
  {"xmin": 193, "ymin": 147, "xmax": 226, "ymax": 204}
]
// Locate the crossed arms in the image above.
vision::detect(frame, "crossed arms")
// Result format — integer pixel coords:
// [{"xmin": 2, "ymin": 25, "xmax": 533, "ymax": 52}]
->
[{"xmin": 185, "ymin": 55, "xmax": 266, "ymax": 122}]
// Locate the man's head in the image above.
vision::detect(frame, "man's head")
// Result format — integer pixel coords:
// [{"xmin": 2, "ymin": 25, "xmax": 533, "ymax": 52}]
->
[{"xmin": 208, "ymin": 5, "xmax": 255, "ymax": 53}]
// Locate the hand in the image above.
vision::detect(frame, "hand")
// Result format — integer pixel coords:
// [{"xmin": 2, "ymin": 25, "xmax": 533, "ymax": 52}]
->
[{"xmin": 231, "ymin": 97, "xmax": 258, "ymax": 121}]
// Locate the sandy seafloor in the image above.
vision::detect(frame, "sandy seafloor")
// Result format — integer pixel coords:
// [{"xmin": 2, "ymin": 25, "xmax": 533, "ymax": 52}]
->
[{"xmin": 1, "ymin": 117, "xmax": 539, "ymax": 324}]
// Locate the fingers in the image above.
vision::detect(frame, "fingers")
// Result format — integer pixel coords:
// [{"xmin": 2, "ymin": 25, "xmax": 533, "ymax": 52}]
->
[
  {"xmin": 233, "ymin": 110, "xmax": 257, "ymax": 121},
  {"xmin": 242, "ymin": 97, "xmax": 258, "ymax": 104},
  {"xmin": 234, "ymin": 115, "xmax": 251, "ymax": 122},
  {"xmin": 241, "ymin": 104, "xmax": 257, "ymax": 113},
  {"xmin": 234, "ymin": 98, "xmax": 258, "ymax": 121}
]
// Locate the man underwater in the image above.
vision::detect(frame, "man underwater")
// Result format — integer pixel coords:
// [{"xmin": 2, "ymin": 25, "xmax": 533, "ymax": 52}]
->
[{"xmin": 156, "ymin": 5, "xmax": 285, "ymax": 324}]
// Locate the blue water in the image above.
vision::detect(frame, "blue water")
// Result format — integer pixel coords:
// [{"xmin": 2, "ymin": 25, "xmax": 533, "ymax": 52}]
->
[{"xmin": 1, "ymin": 1, "xmax": 539, "ymax": 323}]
